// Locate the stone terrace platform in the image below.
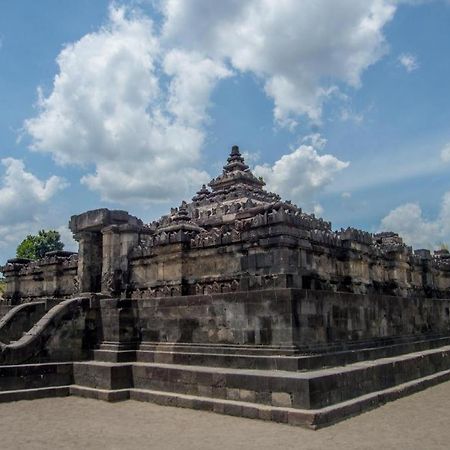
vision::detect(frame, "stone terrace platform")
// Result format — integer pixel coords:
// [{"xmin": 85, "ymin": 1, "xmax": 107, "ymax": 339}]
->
[
  {"xmin": 2, "ymin": 146, "xmax": 450, "ymax": 430},
  {"xmin": 3, "ymin": 335, "xmax": 450, "ymax": 429}
]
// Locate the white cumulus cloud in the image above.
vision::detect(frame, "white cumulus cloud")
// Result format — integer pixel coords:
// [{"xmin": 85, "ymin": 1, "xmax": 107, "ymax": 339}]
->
[
  {"xmin": 163, "ymin": 49, "xmax": 232, "ymax": 127},
  {"xmin": 254, "ymin": 136, "xmax": 349, "ymax": 211},
  {"xmin": 24, "ymin": 6, "xmax": 230, "ymax": 203},
  {"xmin": 162, "ymin": 0, "xmax": 396, "ymax": 125},
  {"xmin": 380, "ymin": 193, "xmax": 450, "ymax": 249},
  {"xmin": 0, "ymin": 158, "xmax": 67, "ymax": 255},
  {"xmin": 24, "ymin": 1, "xmax": 398, "ymax": 205}
]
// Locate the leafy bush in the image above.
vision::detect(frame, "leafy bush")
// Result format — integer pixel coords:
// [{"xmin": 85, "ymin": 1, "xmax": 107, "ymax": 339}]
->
[{"xmin": 16, "ymin": 230, "xmax": 64, "ymax": 260}]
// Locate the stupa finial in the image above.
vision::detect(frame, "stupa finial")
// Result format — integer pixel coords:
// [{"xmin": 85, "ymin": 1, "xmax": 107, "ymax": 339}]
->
[
  {"xmin": 224, "ymin": 145, "xmax": 248, "ymax": 172},
  {"xmin": 207, "ymin": 145, "xmax": 265, "ymax": 192},
  {"xmin": 231, "ymin": 145, "xmax": 240, "ymax": 156}
]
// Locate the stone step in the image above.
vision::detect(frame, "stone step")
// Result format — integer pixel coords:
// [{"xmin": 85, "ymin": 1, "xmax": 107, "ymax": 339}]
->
[
  {"xmin": 137, "ymin": 333, "xmax": 450, "ymax": 355},
  {"xmin": 74, "ymin": 344, "xmax": 450, "ymax": 410},
  {"xmin": 1, "ymin": 349, "xmax": 450, "ymax": 429},
  {"xmin": 2, "ymin": 363, "xmax": 449, "ymax": 429},
  {"xmin": 0, "ymin": 385, "xmax": 70, "ymax": 403},
  {"xmin": 136, "ymin": 337, "xmax": 450, "ymax": 370},
  {"xmin": 93, "ymin": 350, "xmax": 137, "ymax": 363},
  {"xmin": 143, "ymin": 342, "xmax": 300, "ymax": 355},
  {"xmin": 73, "ymin": 361, "xmax": 132, "ymax": 390},
  {"xmin": 0, "ymin": 362, "xmax": 73, "ymax": 391},
  {"xmin": 68, "ymin": 367, "xmax": 450, "ymax": 429},
  {"xmin": 69, "ymin": 384, "xmax": 130, "ymax": 402},
  {"xmin": 292, "ymin": 332, "xmax": 450, "ymax": 354},
  {"xmin": 93, "ymin": 335, "xmax": 450, "ymax": 372},
  {"xmin": 105, "ymin": 341, "xmax": 298, "ymax": 356}
]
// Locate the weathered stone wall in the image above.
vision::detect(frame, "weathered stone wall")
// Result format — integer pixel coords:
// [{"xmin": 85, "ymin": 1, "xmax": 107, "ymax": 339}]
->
[
  {"xmin": 98, "ymin": 289, "xmax": 450, "ymax": 348},
  {"xmin": 4, "ymin": 205, "xmax": 450, "ymax": 306},
  {"xmin": 129, "ymin": 242, "xmax": 245, "ymax": 298},
  {"xmin": 291, "ymin": 290, "xmax": 450, "ymax": 345},
  {"xmin": 131, "ymin": 289, "xmax": 294, "ymax": 346},
  {"xmin": 127, "ymin": 208, "xmax": 450, "ymax": 301},
  {"xmin": 307, "ymin": 241, "xmax": 450, "ymax": 298},
  {"xmin": 1, "ymin": 287, "xmax": 449, "ymax": 365},
  {"xmin": 1, "ymin": 252, "xmax": 78, "ymax": 304}
]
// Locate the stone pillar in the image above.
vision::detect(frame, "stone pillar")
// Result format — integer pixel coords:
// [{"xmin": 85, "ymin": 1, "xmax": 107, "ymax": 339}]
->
[
  {"xmin": 101, "ymin": 224, "xmax": 141, "ymax": 296},
  {"xmin": 74, "ymin": 231, "xmax": 103, "ymax": 293},
  {"xmin": 99, "ymin": 298, "xmax": 140, "ymax": 350},
  {"xmin": 69, "ymin": 208, "xmax": 143, "ymax": 296},
  {"xmin": 101, "ymin": 226, "xmax": 121, "ymax": 294}
]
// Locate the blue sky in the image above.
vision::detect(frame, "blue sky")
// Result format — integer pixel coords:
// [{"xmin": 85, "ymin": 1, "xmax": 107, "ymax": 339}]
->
[{"xmin": 1, "ymin": 0, "xmax": 450, "ymax": 261}]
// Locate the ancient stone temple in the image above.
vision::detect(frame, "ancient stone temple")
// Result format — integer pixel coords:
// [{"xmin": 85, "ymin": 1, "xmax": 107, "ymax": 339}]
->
[{"xmin": 1, "ymin": 146, "xmax": 450, "ymax": 428}]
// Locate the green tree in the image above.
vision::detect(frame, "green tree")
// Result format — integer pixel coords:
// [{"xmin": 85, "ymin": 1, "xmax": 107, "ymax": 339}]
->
[{"xmin": 16, "ymin": 230, "xmax": 64, "ymax": 260}]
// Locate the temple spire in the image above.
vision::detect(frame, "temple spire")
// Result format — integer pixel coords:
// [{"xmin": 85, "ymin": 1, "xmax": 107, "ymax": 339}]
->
[
  {"xmin": 223, "ymin": 145, "xmax": 249, "ymax": 173},
  {"xmin": 171, "ymin": 202, "xmax": 189, "ymax": 223},
  {"xmin": 208, "ymin": 145, "xmax": 265, "ymax": 192},
  {"xmin": 192, "ymin": 184, "xmax": 210, "ymax": 202}
]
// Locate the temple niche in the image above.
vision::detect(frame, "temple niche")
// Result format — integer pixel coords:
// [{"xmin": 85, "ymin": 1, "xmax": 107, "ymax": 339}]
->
[{"xmin": 1, "ymin": 146, "xmax": 450, "ymax": 429}]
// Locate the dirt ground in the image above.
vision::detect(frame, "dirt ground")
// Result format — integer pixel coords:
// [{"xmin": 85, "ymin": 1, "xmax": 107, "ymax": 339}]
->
[{"xmin": 1, "ymin": 382, "xmax": 449, "ymax": 450}]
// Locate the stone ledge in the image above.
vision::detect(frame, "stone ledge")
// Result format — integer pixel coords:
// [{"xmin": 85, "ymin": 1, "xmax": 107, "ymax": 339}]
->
[
  {"xmin": 72, "ymin": 343, "xmax": 450, "ymax": 410},
  {"xmin": 1, "ymin": 366, "xmax": 450, "ymax": 428},
  {"xmin": 69, "ymin": 385, "xmax": 130, "ymax": 402},
  {"xmin": 67, "ymin": 367, "xmax": 450, "ymax": 429},
  {"xmin": 0, "ymin": 385, "xmax": 70, "ymax": 403}
]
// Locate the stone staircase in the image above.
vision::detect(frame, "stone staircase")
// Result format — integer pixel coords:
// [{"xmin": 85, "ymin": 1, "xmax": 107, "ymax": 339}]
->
[
  {"xmin": 3, "ymin": 334, "xmax": 450, "ymax": 428},
  {"xmin": 93, "ymin": 335, "xmax": 450, "ymax": 370}
]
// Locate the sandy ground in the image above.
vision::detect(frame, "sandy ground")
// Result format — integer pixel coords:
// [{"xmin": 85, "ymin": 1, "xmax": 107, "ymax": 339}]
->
[{"xmin": 1, "ymin": 382, "xmax": 450, "ymax": 450}]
